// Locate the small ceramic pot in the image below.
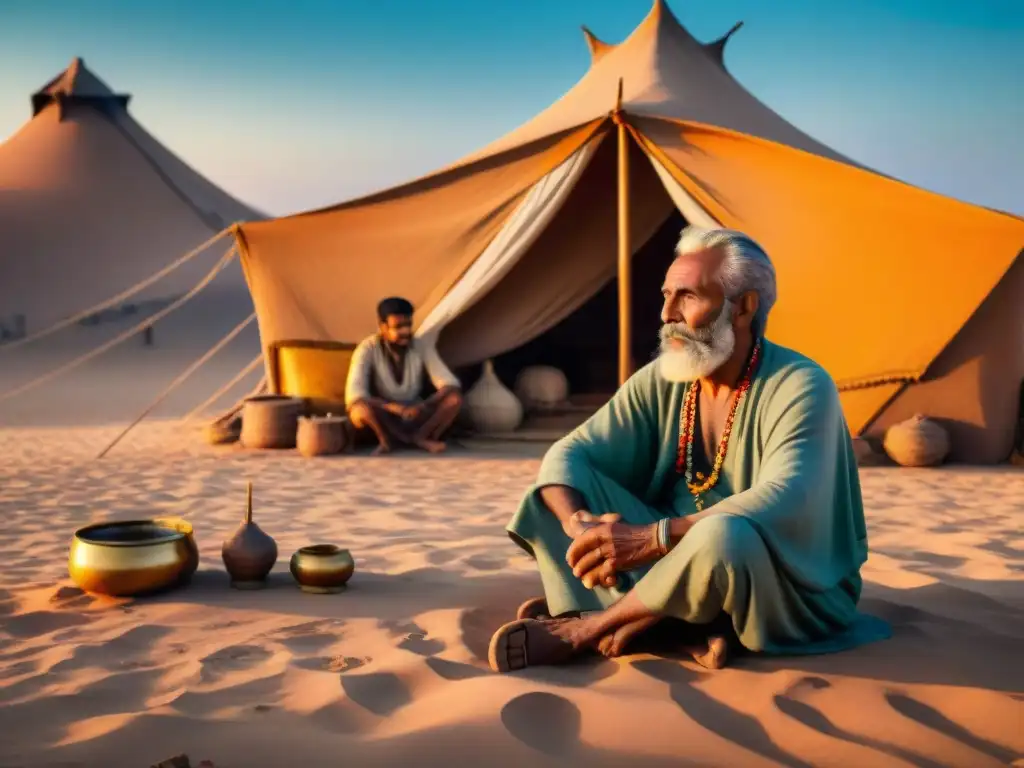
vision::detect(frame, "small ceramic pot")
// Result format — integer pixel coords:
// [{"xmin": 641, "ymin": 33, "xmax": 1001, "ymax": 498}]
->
[
  {"xmin": 221, "ymin": 482, "xmax": 278, "ymax": 589},
  {"xmin": 290, "ymin": 545, "xmax": 354, "ymax": 594}
]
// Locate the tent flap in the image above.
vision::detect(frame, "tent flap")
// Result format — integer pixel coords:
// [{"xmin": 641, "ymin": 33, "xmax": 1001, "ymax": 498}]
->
[
  {"xmin": 416, "ymin": 137, "xmax": 602, "ymax": 342},
  {"xmin": 235, "ymin": 120, "xmax": 608, "ymax": 349},
  {"xmin": 632, "ymin": 116, "xmax": 1024, "ymax": 433}
]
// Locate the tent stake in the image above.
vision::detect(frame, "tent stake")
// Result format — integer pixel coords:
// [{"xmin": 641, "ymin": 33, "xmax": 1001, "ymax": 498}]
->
[{"xmin": 612, "ymin": 78, "xmax": 633, "ymax": 387}]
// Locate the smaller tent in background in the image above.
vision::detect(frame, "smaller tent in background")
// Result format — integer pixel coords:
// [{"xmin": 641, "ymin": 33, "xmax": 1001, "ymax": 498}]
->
[
  {"xmin": 0, "ymin": 58, "xmax": 266, "ymax": 430},
  {"xmin": 0, "ymin": 57, "xmax": 263, "ymax": 336},
  {"xmin": 232, "ymin": 0, "xmax": 1023, "ymax": 463}
]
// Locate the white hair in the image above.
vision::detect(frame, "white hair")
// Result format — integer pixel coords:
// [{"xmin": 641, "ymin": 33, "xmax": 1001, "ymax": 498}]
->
[{"xmin": 675, "ymin": 225, "xmax": 777, "ymax": 335}]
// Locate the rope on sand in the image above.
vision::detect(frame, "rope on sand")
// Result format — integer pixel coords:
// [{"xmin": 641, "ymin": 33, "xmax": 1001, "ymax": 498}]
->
[
  {"xmin": 0, "ymin": 227, "xmax": 233, "ymax": 353},
  {"xmin": 0, "ymin": 245, "xmax": 237, "ymax": 404},
  {"xmin": 96, "ymin": 311, "xmax": 257, "ymax": 459},
  {"xmin": 182, "ymin": 352, "xmax": 264, "ymax": 423}
]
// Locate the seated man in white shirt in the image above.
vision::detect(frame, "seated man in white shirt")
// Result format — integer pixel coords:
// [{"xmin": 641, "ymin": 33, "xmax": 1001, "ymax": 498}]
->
[{"xmin": 345, "ymin": 297, "xmax": 463, "ymax": 454}]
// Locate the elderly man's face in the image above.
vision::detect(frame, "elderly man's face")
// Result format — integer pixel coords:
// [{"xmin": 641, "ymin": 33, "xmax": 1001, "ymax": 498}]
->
[
  {"xmin": 657, "ymin": 246, "xmax": 738, "ymax": 382},
  {"xmin": 660, "ymin": 246, "xmax": 728, "ymax": 331}
]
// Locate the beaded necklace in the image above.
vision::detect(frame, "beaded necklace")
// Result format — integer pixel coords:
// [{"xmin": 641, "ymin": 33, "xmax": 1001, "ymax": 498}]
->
[{"xmin": 675, "ymin": 338, "xmax": 762, "ymax": 511}]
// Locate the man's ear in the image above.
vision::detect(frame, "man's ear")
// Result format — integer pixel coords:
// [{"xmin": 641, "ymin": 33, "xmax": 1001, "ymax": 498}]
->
[{"xmin": 739, "ymin": 291, "xmax": 760, "ymax": 328}]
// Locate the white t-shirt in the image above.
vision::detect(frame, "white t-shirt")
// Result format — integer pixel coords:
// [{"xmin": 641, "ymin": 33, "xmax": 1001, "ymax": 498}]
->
[{"xmin": 344, "ymin": 334, "xmax": 461, "ymax": 407}]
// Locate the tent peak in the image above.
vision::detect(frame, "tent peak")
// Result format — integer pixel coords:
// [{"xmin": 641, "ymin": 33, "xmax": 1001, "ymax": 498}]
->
[
  {"xmin": 646, "ymin": 0, "xmax": 676, "ymax": 26},
  {"xmin": 31, "ymin": 57, "xmax": 131, "ymax": 117},
  {"xmin": 581, "ymin": 25, "xmax": 616, "ymax": 65},
  {"xmin": 703, "ymin": 21, "xmax": 745, "ymax": 68}
]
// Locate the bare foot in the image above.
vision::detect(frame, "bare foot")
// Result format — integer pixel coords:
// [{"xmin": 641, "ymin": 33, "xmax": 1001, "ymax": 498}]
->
[
  {"xmin": 416, "ymin": 438, "xmax": 447, "ymax": 454},
  {"xmin": 371, "ymin": 442, "xmax": 392, "ymax": 456},
  {"xmin": 687, "ymin": 634, "xmax": 730, "ymax": 670},
  {"xmin": 488, "ymin": 617, "xmax": 594, "ymax": 673},
  {"xmin": 596, "ymin": 616, "xmax": 661, "ymax": 658}
]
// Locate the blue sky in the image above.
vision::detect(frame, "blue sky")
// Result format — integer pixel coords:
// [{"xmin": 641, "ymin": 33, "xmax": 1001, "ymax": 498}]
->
[{"xmin": 1, "ymin": 0, "xmax": 1021, "ymax": 216}]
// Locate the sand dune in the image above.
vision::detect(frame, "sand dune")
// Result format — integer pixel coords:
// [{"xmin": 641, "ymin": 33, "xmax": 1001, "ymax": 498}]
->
[
  {"xmin": 0, "ymin": 290, "xmax": 261, "ymax": 429},
  {"xmin": 0, "ymin": 422, "xmax": 1021, "ymax": 767}
]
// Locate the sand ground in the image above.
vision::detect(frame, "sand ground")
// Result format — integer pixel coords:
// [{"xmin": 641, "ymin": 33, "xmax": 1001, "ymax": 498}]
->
[{"xmin": 0, "ymin": 421, "xmax": 1021, "ymax": 768}]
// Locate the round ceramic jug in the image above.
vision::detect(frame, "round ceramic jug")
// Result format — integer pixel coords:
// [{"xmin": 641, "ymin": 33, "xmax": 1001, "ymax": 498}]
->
[
  {"xmin": 883, "ymin": 415, "xmax": 950, "ymax": 467},
  {"xmin": 515, "ymin": 365, "xmax": 569, "ymax": 412},
  {"xmin": 221, "ymin": 482, "xmax": 279, "ymax": 588},
  {"xmin": 465, "ymin": 360, "xmax": 523, "ymax": 433}
]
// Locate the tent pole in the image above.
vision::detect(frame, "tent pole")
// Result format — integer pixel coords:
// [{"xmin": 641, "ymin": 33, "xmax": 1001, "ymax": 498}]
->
[{"xmin": 612, "ymin": 78, "xmax": 633, "ymax": 387}]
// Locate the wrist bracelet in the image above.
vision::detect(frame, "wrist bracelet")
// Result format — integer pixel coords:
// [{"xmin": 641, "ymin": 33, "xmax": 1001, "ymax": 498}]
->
[{"xmin": 657, "ymin": 517, "xmax": 671, "ymax": 555}]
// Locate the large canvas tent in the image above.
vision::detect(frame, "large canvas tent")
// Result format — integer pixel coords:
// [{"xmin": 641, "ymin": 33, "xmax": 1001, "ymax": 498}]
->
[
  {"xmin": 234, "ymin": 0, "xmax": 1023, "ymax": 463},
  {"xmin": 0, "ymin": 57, "xmax": 262, "ymax": 334}
]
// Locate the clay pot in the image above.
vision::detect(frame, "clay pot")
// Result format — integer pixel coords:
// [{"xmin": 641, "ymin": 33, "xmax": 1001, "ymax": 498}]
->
[
  {"xmin": 883, "ymin": 415, "xmax": 951, "ymax": 467},
  {"xmin": 296, "ymin": 414, "xmax": 349, "ymax": 457},
  {"xmin": 465, "ymin": 360, "xmax": 523, "ymax": 433},
  {"xmin": 204, "ymin": 415, "xmax": 241, "ymax": 445},
  {"xmin": 221, "ymin": 482, "xmax": 278, "ymax": 588},
  {"xmin": 515, "ymin": 365, "xmax": 569, "ymax": 412},
  {"xmin": 240, "ymin": 395, "xmax": 304, "ymax": 449}
]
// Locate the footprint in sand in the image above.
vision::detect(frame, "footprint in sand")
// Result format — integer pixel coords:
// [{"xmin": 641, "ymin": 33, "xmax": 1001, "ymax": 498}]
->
[
  {"xmin": 272, "ymin": 620, "xmax": 345, "ymax": 653},
  {"xmin": 200, "ymin": 644, "xmax": 274, "ymax": 682},
  {"xmin": 380, "ymin": 620, "xmax": 446, "ymax": 657},
  {"xmin": 293, "ymin": 654, "xmax": 371, "ymax": 673}
]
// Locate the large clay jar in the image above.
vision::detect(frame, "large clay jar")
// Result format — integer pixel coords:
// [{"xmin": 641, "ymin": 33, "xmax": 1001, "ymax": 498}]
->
[
  {"xmin": 515, "ymin": 365, "xmax": 569, "ymax": 412},
  {"xmin": 221, "ymin": 482, "xmax": 278, "ymax": 589},
  {"xmin": 240, "ymin": 395, "xmax": 304, "ymax": 450},
  {"xmin": 465, "ymin": 360, "xmax": 523, "ymax": 434},
  {"xmin": 883, "ymin": 415, "xmax": 951, "ymax": 467},
  {"xmin": 296, "ymin": 414, "xmax": 349, "ymax": 457}
]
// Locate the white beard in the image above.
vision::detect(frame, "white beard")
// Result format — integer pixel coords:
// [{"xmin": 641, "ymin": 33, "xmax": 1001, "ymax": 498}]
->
[{"xmin": 657, "ymin": 303, "xmax": 736, "ymax": 383}]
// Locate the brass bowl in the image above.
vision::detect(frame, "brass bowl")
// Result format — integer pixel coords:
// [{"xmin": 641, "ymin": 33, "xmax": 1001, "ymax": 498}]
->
[
  {"xmin": 68, "ymin": 518, "xmax": 199, "ymax": 597},
  {"xmin": 289, "ymin": 544, "xmax": 354, "ymax": 594}
]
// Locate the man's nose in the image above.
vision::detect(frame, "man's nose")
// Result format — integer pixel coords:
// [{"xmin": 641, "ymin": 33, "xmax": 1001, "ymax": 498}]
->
[{"xmin": 661, "ymin": 300, "xmax": 681, "ymax": 325}]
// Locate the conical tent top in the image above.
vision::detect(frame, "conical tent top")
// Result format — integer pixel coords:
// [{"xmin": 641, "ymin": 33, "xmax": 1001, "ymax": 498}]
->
[
  {"xmin": 703, "ymin": 21, "xmax": 745, "ymax": 67},
  {"xmin": 581, "ymin": 25, "xmax": 616, "ymax": 64},
  {"xmin": 30, "ymin": 57, "xmax": 131, "ymax": 116}
]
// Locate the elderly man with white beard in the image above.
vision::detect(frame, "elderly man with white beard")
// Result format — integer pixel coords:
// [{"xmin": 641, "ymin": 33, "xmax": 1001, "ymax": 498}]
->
[{"xmin": 487, "ymin": 226, "xmax": 889, "ymax": 673}]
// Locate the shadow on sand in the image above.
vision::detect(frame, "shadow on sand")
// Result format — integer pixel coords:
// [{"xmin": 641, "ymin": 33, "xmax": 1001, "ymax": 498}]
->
[{"xmin": 139, "ymin": 569, "xmax": 1024, "ymax": 695}]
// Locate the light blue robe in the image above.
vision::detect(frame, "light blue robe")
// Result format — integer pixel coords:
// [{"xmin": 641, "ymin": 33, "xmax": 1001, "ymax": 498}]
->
[{"xmin": 507, "ymin": 340, "xmax": 891, "ymax": 654}]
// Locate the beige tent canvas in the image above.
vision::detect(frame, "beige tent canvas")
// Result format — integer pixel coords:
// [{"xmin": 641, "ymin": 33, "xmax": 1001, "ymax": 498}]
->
[
  {"xmin": 234, "ymin": 0, "xmax": 1023, "ymax": 463},
  {"xmin": 0, "ymin": 57, "xmax": 263, "ymax": 335}
]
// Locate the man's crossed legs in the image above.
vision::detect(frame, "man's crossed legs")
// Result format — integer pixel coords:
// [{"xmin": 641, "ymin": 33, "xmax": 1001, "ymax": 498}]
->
[{"xmin": 348, "ymin": 388, "xmax": 463, "ymax": 454}]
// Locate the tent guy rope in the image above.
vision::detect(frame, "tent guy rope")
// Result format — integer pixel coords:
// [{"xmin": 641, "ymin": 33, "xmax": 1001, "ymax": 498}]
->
[
  {"xmin": 0, "ymin": 227, "xmax": 232, "ymax": 353},
  {"xmin": 182, "ymin": 352, "xmax": 264, "ymax": 423},
  {"xmin": 96, "ymin": 311, "xmax": 257, "ymax": 459},
  {"xmin": 0, "ymin": 245, "xmax": 237, "ymax": 404}
]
